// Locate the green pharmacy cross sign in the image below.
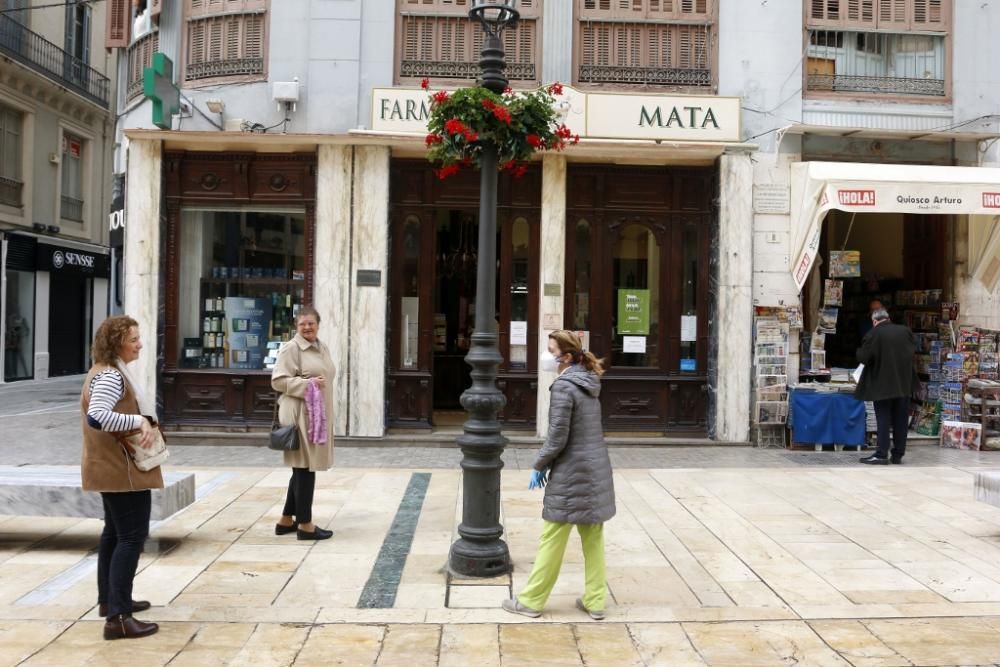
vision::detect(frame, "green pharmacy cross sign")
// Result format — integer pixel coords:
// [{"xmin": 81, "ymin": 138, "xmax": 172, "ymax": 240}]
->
[{"xmin": 143, "ymin": 53, "xmax": 180, "ymax": 130}]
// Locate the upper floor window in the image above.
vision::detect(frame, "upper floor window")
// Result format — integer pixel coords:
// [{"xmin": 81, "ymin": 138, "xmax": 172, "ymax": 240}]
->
[
  {"xmin": 396, "ymin": 0, "xmax": 540, "ymax": 86},
  {"xmin": 60, "ymin": 132, "xmax": 85, "ymax": 223},
  {"xmin": 575, "ymin": 0, "xmax": 717, "ymax": 91},
  {"xmin": 184, "ymin": 0, "xmax": 268, "ymax": 85},
  {"xmin": 805, "ymin": 0, "xmax": 950, "ymax": 98},
  {"xmin": 65, "ymin": 2, "xmax": 91, "ymax": 65},
  {"xmin": 0, "ymin": 105, "xmax": 23, "ymax": 209}
]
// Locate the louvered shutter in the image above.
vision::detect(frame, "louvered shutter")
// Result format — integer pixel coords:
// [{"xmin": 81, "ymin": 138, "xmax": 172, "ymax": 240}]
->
[
  {"xmin": 876, "ymin": 0, "xmax": 908, "ymax": 28},
  {"xmin": 105, "ymin": 0, "xmax": 130, "ymax": 48},
  {"xmin": 912, "ymin": 0, "xmax": 947, "ymax": 29}
]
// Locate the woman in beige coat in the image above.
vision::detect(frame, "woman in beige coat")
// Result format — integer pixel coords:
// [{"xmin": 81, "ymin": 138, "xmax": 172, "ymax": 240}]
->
[{"xmin": 271, "ymin": 306, "xmax": 335, "ymax": 540}]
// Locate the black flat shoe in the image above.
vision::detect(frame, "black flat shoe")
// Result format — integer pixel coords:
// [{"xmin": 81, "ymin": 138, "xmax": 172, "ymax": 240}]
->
[
  {"xmin": 99, "ymin": 600, "xmax": 151, "ymax": 617},
  {"xmin": 275, "ymin": 522, "xmax": 299, "ymax": 535},
  {"xmin": 860, "ymin": 455, "xmax": 889, "ymax": 465},
  {"xmin": 297, "ymin": 527, "xmax": 333, "ymax": 541},
  {"xmin": 890, "ymin": 457, "xmax": 903, "ymax": 464}
]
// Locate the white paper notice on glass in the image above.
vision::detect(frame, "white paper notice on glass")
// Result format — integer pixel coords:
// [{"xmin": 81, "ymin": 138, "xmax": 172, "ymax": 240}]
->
[
  {"xmin": 681, "ymin": 315, "xmax": 697, "ymax": 342},
  {"xmin": 510, "ymin": 320, "xmax": 528, "ymax": 345},
  {"xmin": 623, "ymin": 336, "xmax": 646, "ymax": 354}
]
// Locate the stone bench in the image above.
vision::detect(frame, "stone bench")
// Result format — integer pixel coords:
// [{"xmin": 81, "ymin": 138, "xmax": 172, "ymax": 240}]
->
[
  {"xmin": 975, "ymin": 471, "xmax": 1000, "ymax": 509},
  {"xmin": 0, "ymin": 466, "xmax": 195, "ymax": 520}
]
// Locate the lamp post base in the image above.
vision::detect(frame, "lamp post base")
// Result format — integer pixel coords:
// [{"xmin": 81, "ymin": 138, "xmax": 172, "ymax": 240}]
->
[{"xmin": 448, "ymin": 537, "xmax": 511, "ymax": 578}]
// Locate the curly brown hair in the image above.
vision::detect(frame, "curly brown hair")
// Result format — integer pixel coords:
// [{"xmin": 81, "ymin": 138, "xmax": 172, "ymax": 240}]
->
[{"xmin": 91, "ymin": 315, "xmax": 139, "ymax": 366}]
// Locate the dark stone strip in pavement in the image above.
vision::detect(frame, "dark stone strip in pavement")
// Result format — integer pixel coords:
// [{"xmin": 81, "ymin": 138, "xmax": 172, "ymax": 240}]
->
[{"xmin": 356, "ymin": 472, "xmax": 432, "ymax": 609}]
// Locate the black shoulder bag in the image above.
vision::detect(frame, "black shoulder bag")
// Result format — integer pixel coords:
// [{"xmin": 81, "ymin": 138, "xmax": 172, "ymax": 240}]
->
[{"xmin": 269, "ymin": 345, "xmax": 302, "ymax": 451}]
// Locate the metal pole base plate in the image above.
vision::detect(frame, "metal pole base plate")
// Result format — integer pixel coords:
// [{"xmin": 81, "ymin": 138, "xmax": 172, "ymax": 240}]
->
[{"xmin": 448, "ymin": 538, "xmax": 511, "ymax": 578}]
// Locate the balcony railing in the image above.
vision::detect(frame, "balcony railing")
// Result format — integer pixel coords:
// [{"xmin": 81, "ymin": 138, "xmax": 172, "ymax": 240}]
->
[
  {"xmin": 806, "ymin": 29, "xmax": 946, "ymax": 97},
  {"xmin": 0, "ymin": 13, "xmax": 110, "ymax": 108},
  {"xmin": 126, "ymin": 32, "xmax": 159, "ymax": 102},
  {"xmin": 0, "ymin": 176, "xmax": 23, "ymax": 208},
  {"xmin": 577, "ymin": 22, "xmax": 713, "ymax": 89},
  {"xmin": 61, "ymin": 195, "xmax": 83, "ymax": 222}
]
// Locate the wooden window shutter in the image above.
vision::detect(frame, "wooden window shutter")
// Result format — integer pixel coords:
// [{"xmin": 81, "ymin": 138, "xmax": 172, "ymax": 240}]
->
[
  {"xmin": 188, "ymin": 18, "xmax": 206, "ymax": 68},
  {"xmin": 244, "ymin": 13, "xmax": 264, "ymax": 61},
  {"xmin": 105, "ymin": 0, "xmax": 130, "ymax": 48},
  {"xmin": 876, "ymin": 0, "xmax": 908, "ymax": 27},
  {"xmin": 912, "ymin": 0, "xmax": 947, "ymax": 29}
]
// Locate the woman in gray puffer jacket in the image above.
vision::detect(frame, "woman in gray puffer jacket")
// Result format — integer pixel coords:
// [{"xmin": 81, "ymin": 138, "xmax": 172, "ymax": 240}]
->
[{"xmin": 502, "ymin": 330, "xmax": 616, "ymax": 620}]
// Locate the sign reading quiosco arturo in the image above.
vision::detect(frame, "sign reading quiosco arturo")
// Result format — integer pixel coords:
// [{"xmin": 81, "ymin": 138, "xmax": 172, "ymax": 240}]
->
[{"xmin": 371, "ymin": 86, "xmax": 740, "ymax": 143}]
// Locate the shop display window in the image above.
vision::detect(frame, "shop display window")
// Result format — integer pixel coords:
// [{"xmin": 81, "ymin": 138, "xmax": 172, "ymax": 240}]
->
[
  {"xmin": 611, "ymin": 224, "xmax": 660, "ymax": 368},
  {"xmin": 3, "ymin": 268, "xmax": 34, "ymax": 381},
  {"xmin": 177, "ymin": 208, "xmax": 306, "ymax": 371}
]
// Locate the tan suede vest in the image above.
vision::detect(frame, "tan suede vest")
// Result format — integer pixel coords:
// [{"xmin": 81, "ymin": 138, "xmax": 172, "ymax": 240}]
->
[{"xmin": 80, "ymin": 365, "xmax": 164, "ymax": 492}]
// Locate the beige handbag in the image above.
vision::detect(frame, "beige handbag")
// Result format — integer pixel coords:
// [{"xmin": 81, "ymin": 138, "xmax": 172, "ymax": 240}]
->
[{"xmin": 120, "ymin": 425, "xmax": 169, "ymax": 472}]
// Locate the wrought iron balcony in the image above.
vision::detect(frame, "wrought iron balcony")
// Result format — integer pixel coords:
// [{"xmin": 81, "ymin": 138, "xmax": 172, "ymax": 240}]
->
[
  {"xmin": 61, "ymin": 195, "xmax": 83, "ymax": 222},
  {"xmin": 0, "ymin": 176, "xmax": 23, "ymax": 208},
  {"xmin": 806, "ymin": 29, "xmax": 946, "ymax": 97},
  {"xmin": 0, "ymin": 13, "xmax": 110, "ymax": 108}
]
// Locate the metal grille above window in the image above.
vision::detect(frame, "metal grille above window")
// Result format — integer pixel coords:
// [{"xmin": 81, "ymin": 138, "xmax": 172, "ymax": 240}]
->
[
  {"xmin": 397, "ymin": 0, "xmax": 539, "ymax": 85},
  {"xmin": 126, "ymin": 31, "xmax": 158, "ymax": 101},
  {"xmin": 578, "ymin": 22, "xmax": 712, "ymax": 88},
  {"xmin": 185, "ymin": 0, "xmax": 268, "ymax": 84},
  {"xmin": 576, "ymin": 0, "xmax": 716, "ymax": 89}
]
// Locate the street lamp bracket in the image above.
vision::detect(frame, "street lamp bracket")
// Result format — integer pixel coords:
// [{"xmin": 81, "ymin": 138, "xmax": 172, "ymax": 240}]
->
[{"xmin": 468, "ymin": 0, "xmax": 519, "ymax": 36}]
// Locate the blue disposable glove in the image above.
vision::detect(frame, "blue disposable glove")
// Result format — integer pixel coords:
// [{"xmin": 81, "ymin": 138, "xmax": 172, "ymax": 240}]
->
[{"xmin": 529, "ymin": 469, "xmax": 547, "ymax": 490}]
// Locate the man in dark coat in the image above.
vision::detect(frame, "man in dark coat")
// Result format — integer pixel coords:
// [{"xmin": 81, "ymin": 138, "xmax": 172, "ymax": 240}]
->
[{"xmin": 855, "ymin": 308, "xmax": 916, "ymax": 464}]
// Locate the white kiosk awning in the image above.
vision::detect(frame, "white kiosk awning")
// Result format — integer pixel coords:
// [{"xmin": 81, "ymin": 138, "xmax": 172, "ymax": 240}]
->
[{"xmin": 789, "ymin": 161, "xmax": 1000, "ymax": 291}]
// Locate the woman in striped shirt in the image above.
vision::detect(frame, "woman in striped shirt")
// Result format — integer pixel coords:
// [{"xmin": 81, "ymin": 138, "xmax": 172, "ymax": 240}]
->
[{"xmin": 81, "ymin": 315, "xmax": 163, "ymax": 640}]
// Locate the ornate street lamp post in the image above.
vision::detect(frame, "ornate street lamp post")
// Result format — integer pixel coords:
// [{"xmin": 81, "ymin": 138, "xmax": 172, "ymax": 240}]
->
[{"xmin": 448, "ymin": 0, "xmax": 520, "ymax": 578}]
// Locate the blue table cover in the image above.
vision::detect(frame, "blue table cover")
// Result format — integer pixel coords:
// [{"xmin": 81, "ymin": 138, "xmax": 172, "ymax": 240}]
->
[{"xmin": 789, "ymin": 388, "xmax": 866, "ymax": 445}]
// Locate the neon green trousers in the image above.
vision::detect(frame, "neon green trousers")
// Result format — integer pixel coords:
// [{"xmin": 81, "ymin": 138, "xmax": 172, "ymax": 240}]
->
[{"xmin": 517, "ymin": 520, "xmax": 607, "ymax": 612}]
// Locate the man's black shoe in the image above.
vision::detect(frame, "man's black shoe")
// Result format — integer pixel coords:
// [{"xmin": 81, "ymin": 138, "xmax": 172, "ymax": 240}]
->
[
  {"xmin": 860, "ymin": 455, "xmax": 889, "ymax": 465},
  {"xmin": 890, "ymin": 457, "xmax": 903, "ymax": 464}
]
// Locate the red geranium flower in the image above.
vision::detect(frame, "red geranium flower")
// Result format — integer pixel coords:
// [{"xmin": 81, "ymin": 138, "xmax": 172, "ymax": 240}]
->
[
  {"xmin": 548, "ymin": 82, "xmax": 564, "ymax": 95},
  {"xmin": 436, "ymin": 163, "xmax": 461, "ymax": 180},
  {"xmin": 444, "ymin": 118, "xmax": 467, "ymax": 136},
  {"xmin": 503, "ymin": 86, "xmax": 513, "ymax": 94},
  {"xmin": 425, "ymin": 133, "xmax": 443, "ymax": 146},
  {"xmin": 492, "ymin": 105, "xmax": 512, "ymax": 124},
  {"xmin": 421, "ymin": 78, "xmax": 430, "ymax": 90},
  {"xmin": 432, "ymin": 90, "xmax": 449, "ymax": 104},
  {"xmin": 512, "ymin": 164, "xmax": 529, "ymax": 179},
  {"xmin": 526, "ymin": 134, "xmax": 544, "ymax": 148}
]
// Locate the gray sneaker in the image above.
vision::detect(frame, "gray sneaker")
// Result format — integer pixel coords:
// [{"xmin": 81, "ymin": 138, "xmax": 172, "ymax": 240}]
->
[
  {"xmin": 576, "ymin": 597, "xmax": 605, "ymax": 620},
  {"xmin": 501, "ymin": 598, "xmax": 541, "ymax": 618}
]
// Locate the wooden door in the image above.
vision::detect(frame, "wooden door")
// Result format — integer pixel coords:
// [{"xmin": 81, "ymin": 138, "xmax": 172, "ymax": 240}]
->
[
  {"xmin": 387, "ymin": 208, "xmax": 435, "ymax": 428},
  {"xmin": 565, "ymin": 166, "xmax": 712, "ymax": 433},
  {"xmin": 387, "ymin": 160, "xmax": 542, "ymax": 430}
]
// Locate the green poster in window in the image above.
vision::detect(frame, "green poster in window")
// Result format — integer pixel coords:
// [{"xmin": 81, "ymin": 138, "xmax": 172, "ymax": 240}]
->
[{"xmin": 617, "ymin": 289, "xmax": 650, "ymax": 335}]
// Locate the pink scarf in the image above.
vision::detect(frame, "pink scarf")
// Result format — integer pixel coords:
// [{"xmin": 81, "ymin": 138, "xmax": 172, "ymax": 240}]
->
[{"xmin": 304, "ymin": 379, "xmax": 328, "ymax": 444}]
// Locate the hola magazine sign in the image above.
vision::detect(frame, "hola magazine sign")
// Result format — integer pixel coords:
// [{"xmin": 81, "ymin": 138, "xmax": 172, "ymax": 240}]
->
[{"xmin": 792, "ymin": 182, "xmax": 1000, "ymax": 290}]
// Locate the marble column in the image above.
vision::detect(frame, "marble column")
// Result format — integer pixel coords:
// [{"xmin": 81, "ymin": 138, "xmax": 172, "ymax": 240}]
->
[
  {"xmin": 124, "ymin": 139, "xmax": 161, "ymax": 395},
  {"xmin": 349, "ymin": 146, "xmax": 390, "ymax": 437},
  {"xmin": 536, "ymin": 154, "xmax": 567, "ymax": 438},
  {"xmin": 716, "ymin": 151, "xmax": 754, "ymax": 443},
  {"xmin": 315, "ymin": 145, "xmax": 353, "ymax": 437}
]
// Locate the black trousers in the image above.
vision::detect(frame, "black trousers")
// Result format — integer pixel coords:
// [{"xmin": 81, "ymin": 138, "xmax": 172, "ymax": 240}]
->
[
  {"xmin": 282, "ymin": 468, "xmax": 316, "ymax": 524},
  {"xmin": 98, "ymin": 490, "xmax": 151, "ymax": 619},
  {"xmin": 873, "ymin": 396, "xmax": 910, "ymax": 460}
]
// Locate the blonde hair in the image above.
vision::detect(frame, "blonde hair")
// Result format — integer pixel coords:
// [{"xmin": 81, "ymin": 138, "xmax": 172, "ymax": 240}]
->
[
  {"xmin": 91, "ymin": 315, "xmax": 138, "ymax": 366},
  {"xmin": 548, "ymin": 330, "xmax": 605, "ymax": 375}
]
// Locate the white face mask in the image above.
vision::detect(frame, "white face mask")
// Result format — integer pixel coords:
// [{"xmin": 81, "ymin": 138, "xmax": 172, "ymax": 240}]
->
[{"xmin": 539, "ymin": 352, "xmax": 561, "ymax": 373}]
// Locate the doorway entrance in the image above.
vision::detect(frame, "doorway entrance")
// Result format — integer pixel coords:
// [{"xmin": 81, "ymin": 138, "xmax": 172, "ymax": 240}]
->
[
  {"xmin": 48, "ymin": 271, "xmax": 91, "ymax": 376},
  {"xmin": 387, "ymin": 161, "xmax": 540, "ymax": 430},
  {"xmin": 564, "ymin": 165, "xmax": 715, "ymax": 433}
]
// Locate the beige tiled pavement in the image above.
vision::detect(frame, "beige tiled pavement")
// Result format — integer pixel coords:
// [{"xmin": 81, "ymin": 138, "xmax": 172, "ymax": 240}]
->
[{"xmin": 4, "ymin": 461, "xmax": 1000, "ymax": 664}]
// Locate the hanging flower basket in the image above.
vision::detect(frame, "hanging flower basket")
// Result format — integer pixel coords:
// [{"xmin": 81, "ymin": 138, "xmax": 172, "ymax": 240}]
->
[{"xmin": 422, "ymin": 79, "xmax": 579, "ymax": 180}]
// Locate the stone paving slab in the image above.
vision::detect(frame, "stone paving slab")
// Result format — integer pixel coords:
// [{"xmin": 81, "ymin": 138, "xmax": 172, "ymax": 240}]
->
[{"xmin": 0, "ymin": 461, "xmax": 1000, "ymax": 663}]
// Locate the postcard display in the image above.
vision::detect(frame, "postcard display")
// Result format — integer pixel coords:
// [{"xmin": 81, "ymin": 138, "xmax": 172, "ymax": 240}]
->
[{"xmin": 753, "ymin": 316, "xmax": 790, "ymax": 447}]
